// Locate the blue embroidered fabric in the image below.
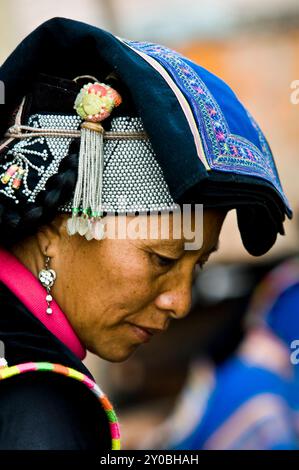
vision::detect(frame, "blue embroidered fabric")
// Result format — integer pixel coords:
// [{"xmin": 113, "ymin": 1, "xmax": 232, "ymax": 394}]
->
[
  {"xmin": 170, "ymin": 357, "xmax": 297, "ymax": 450},
  {"xmin": 125, "ymin": 41, "xmax": 291, "ymax": 212}
]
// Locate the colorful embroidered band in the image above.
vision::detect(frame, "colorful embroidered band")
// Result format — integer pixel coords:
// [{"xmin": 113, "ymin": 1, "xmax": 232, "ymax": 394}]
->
[{"xmin": 0, "ymin": 361, "xmax": 121, "ymax": 450}]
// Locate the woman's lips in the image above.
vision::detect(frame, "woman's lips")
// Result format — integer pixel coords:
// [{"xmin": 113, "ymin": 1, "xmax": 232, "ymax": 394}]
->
[{"xmin": 129, "ymin": 324, "xmax": 154, "ymax": 343}]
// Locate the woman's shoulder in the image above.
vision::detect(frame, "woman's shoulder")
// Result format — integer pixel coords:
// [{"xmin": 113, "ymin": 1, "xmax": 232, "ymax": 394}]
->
[{"xmin": 0, "ymin": 369, "xmax": 112, "ymax": 450}]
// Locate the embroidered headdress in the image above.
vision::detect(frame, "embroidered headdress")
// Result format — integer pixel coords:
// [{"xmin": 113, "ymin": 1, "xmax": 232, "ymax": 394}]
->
[{"xmin": 0, "ymin": 17, "xmax": 292, "ymax": 255}]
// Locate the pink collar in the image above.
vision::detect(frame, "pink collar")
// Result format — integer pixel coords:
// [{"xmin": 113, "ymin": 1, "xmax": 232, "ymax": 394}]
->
[{"xmin": 0, "ymin": 248, "xmax": 86, "ymax": 360}]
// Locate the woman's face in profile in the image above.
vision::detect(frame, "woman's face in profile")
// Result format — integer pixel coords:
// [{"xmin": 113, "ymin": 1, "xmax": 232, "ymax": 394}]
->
[{"xmin": 15, "ymin": 209, "xmax": 226, "ymax": 362}]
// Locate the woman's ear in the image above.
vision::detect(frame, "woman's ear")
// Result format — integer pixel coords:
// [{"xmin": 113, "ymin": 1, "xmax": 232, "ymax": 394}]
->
[{"xmin": 36, "ymin": 214, "xmax": 68, "ymax": 258}]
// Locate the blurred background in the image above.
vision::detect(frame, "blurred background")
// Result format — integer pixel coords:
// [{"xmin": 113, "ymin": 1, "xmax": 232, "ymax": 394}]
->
[{"xmin": 1, "ymin": 0, "xmax": 299, "ymax": 449}]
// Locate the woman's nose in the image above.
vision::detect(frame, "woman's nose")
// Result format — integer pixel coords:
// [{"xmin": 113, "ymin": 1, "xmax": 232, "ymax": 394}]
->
[{"xmin": 155, "ymin": 285, "xmax": 192, "ymax": 320}]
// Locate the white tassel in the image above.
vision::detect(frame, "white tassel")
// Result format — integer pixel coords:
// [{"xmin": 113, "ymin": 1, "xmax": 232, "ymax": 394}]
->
[
  {"xmin": 67, "ymin": 80, "xmax": 122, "ymax": 240},
  {"xmin": 67, "ymin": 122, "xmax": 104, "ymax": 239}
]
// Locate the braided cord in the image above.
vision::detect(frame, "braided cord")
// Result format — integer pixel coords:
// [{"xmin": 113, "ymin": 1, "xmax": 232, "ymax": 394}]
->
[{"xmin": 5, "ymin": 125, "xmax": 149, "ymax": 141}]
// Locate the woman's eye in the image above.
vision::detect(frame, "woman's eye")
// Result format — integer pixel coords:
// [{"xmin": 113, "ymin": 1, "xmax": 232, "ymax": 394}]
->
[{"xmin": 152, "ymin": 253, "xmax": 178, "ymax": 268}]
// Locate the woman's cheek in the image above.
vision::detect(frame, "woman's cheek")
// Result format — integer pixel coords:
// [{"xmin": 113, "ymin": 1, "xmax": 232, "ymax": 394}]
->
[{"xmin": 114, "ymin": 251, "xmax": 152, "ymax": 285}]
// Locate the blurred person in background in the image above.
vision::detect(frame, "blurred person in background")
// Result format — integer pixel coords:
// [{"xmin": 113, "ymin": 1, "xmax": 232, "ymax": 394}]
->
[{"xmin": 140, "ymin": 257, "xmax": 299, "ymax": 450}]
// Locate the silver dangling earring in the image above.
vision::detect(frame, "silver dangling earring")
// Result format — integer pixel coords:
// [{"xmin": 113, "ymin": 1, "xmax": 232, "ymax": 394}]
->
[{"xmin": 38, "ymin": 255, "xmax": 56, "ymax": 315}]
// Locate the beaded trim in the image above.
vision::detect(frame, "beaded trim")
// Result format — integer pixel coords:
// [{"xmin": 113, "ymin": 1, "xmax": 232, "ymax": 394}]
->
[
  {"xmin": 0, "ymin": 361, "xmax": 121, "ymax": 450},
  {"xmin": 61, "ymin": 116, "xmax": 179, "ymax": 214},
  {"xmin": 0, "ymin": 113, "xmax": 81, "ymax": 204},
  {"xmin": 0, "ymin": 113, "xmax": 179, "ymax": 214},
  {"xmin": 124, "ymin": 40, "xmax": 291, "ymax": 212}
]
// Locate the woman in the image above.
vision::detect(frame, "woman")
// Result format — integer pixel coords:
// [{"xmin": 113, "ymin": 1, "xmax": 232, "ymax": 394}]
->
[{"xmin": 0, "ymin": 17, "xmax": 291, "ymax": 450}]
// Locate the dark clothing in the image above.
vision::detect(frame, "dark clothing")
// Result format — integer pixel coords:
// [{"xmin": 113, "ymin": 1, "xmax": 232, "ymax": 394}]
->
[{"xmin": 0, "ymin": 283, "xmax": 111, "ymax": 450}]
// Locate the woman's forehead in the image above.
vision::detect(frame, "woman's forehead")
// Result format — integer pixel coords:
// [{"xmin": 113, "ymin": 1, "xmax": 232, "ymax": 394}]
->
[{"xmin": 132, "ymin": 209, "xmax": 224, "ymax": 253}]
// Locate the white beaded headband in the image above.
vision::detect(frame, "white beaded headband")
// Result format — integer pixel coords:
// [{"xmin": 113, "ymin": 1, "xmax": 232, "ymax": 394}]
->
[{"xmin": 0, "ymin": 78, "xmax": 178, "ymax": 240}]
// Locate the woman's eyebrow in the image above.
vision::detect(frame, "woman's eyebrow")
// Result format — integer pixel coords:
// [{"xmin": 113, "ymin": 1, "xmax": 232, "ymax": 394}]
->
[
  {"xmin": 149, "ymin": 239, "xmax": 185, "ymax": 248},
  {"xmin": 140, "ymin": 239, "xmax": 185, "ymax": 254}
]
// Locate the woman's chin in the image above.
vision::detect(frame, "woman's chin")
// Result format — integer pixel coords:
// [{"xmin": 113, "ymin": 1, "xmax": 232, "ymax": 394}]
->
[{"xmin": 91, "ymin": 342, "xmax": 139, "ymax": 363}]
